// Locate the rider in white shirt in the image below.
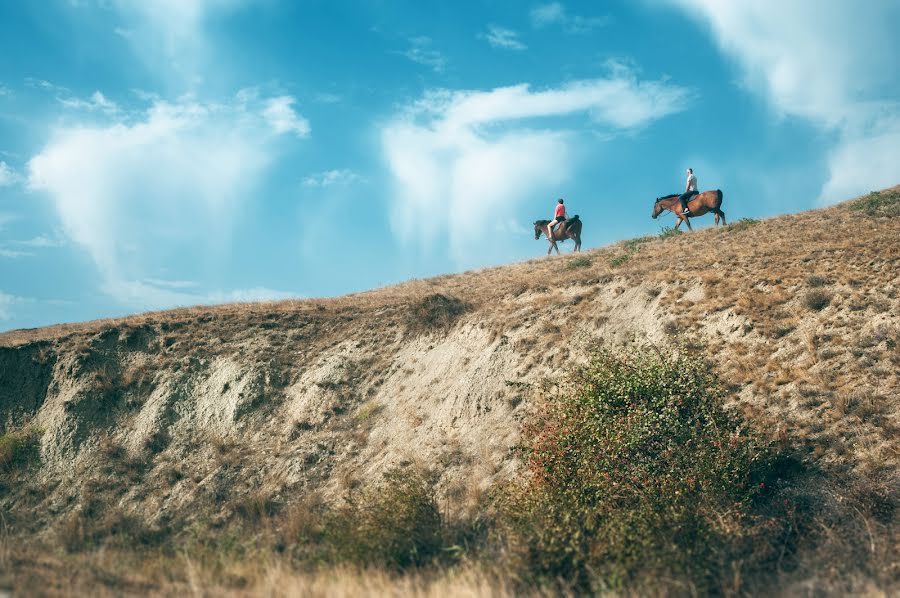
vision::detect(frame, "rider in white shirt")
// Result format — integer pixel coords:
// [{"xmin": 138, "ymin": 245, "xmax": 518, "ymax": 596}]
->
[{"xmin": 679, "ymin": 168, "xmax": 698, "ymax": 215}]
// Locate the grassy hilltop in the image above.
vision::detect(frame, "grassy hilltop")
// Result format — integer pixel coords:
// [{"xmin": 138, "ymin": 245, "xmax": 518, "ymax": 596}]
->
[{"xmin": 1, "ymin": 187, "xmax": 898, "ymax": 596}]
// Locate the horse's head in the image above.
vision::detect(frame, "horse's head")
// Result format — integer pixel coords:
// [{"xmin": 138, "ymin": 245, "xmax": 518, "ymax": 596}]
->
[
  {"xmin": 651, "ymin": 197, "xmax": 664, "ymax": 219},
  {"xmin": 533, "ymin": 221, "xmax": 545, "ymax": 240}
]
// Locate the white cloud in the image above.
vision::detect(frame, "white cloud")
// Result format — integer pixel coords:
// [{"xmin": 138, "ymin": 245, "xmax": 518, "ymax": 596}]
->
[
  {"xmin": 0, "ymin": 291, "xmax": 22, "ymax": 320},
  {"xmin": 0, "ymin": 84, "xmax": 11, "ymax": 97},
  {"xmin": 381, "ymin": 71, "xmax": 690, "ymax": 261},
  {"xmin": 481, "ymin": 26, "xmax": 527, "ymax": 51},
  {"xmin": 205, "ymin": 286, "xmax": 294, "ymax": 303},
  {"xmin": 664, "ymin": 0, "xmax": 900, "ymax": 203},
  {"xmin": 0, "ymin": 161, "xmax": 20, "ymax": 186},
  {"xmin": 262, "ymin": 96, "xmax": 310, "ymax": 138},
  {"xmin": 400, "ymin": 37, "xmax": 447, "ymax": 73},
  {"xmin": 530, "ymin": 3, "xmax": 609, "ymax": 33},
  {"xmin": 59, "ymin": 91, "xmax": 120, "ymax": 115},
  {"xmin": 96, "ymin": 0, "xmax": 253, "ymax": 85},
  {"xmin": 0, "ymin": 249, "xmax": 34, "ymax": 259},
  {"xmin": 302, "ymin": 169, "xmax": 362, "ymax": 187},
  {"xmin": 27, "ymin": 92, "xmax": 309, "ymax": 308}
]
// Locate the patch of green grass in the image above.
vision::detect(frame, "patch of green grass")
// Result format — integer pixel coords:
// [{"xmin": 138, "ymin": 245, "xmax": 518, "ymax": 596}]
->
[
  {"xmin": 566, "ymin": 256, "xmax": 593, "ymax": 270},
  {"xmin": 0, "ymin": 427, "xmax": 42, "ymax": 473},
  {"xmin": 608, "ymin": 253, "xmax": 631, "ymax": 268},
  {"xmin": 355, "ymin": 401, "xmax": 384, "ymax": 423},
  {"xmin": 496, "ymin": 347, "xmax": 797, "ymax": 592},
  {"xmin": 851, "ymin": 189, "xmax": 900, "ymax": 217},
  {"xmin": 727, "ymin": 217, "xmax": 760, "ymax": 232},
  {"xmin": 658, "ymin": 226, "xmax": 683, "ymax": 239}
]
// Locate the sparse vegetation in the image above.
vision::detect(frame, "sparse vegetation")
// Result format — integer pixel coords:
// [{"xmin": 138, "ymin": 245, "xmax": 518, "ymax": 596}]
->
[
  {"xmin": 408, "ymin": 293, "xmax": 469, "ymax": 333},
  {"xmin": 658, "ymin": 225, "xmax": 683, "ymax": 239},
  {"xmin": 851, "ymin": 189, "xmax": 900, "ymax": 217},
  {"xmin": 566, "ymin": 255, "xmax": 592, "ymax": 269},
  {"xmin": 728, "ymin": 217, "xmax": 760, "ymax": 232}
]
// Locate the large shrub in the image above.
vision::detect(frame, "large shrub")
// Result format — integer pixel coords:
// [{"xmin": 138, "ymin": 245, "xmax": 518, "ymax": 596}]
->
[{"xmin": 497, "ymin": 348, "xmax": 793, "ymax": 592}]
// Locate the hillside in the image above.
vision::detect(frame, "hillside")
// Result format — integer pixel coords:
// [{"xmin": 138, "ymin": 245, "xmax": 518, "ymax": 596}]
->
[{"xmin": 1, "ymin": 187, "xmax": 898, "ymax": 595}]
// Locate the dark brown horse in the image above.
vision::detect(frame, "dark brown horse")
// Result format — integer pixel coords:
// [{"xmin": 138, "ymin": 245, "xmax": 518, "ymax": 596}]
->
[
  {"xmin": 534, "ymin": 215, "xmax": 582, "ymax": 255},
  {"xmin": 651, "ymin": 190, "xmax": 726, "ymax": 230}
]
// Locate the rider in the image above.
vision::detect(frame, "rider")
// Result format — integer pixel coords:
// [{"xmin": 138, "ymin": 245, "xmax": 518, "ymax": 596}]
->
[
  {"xmin": 679, "ymin": 168, "xmax": 698, "ymax": 215},
  {"xmin": 547, "ymin": 198, "xmax": 567, "ymax": 237}
]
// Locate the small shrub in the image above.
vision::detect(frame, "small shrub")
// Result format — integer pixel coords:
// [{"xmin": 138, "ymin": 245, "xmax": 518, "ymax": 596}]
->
[
  {"xmin": 566, "ymin": 256, "xmax": 592, "ymax": 270},
  {"xmin": 0, "ymin": 428, "xmax": 41, "ymax": 473},
  {"xmin": 805, "ymin": 275, "xmax": 830, "ymax": 288},
  {"xmin": 728, "ymin": 217, "xmax": 760, "ymax": 232},
  {"xmin": 804, "ymin": 289, "xmax": 831, "ymax": 311},
  {"xmin": 323, "ymin": 467, "xmax": 443, "ymax": 570},
  {"xmin": 658, "ymin": 226, "xmax": 683, "ymax": 239},
  {"xmin": 408, "ymin": 294, "xmax": 469, "ymax": 333},
  {"xmin": 608, "ymin": 253, "xmax": 631, "ymax": 268},
  {"xmin": 496, "ymin": 347, "xmax": 795, "ymax": 592},
  {"xmin": 851, "ymin": 189, "xmax": 900, "ymax": 217}
]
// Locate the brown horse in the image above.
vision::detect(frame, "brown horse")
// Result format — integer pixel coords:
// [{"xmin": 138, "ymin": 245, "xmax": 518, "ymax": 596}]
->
[
  {"xmin": 534, "ymin": 215, "xmax": 582, "ymax": 255},
  {"xmin": 651, "ymin": 190, "xmax": 726, "ymax": 230}
]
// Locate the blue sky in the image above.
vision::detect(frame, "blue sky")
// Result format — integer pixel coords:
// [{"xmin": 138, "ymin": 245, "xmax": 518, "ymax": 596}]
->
[{"xmin": 1, "ymin": 1, "xmax": 898, "ymax": 331}]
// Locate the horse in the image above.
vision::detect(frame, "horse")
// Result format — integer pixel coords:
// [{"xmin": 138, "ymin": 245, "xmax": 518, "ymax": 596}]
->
[
  {"xmin": 651, "ymin": 190, "xmax": 726, "ymax": 231},
  {"xmin": 534, "ymin": 215, "xmax": 582, "ymax": 255}
]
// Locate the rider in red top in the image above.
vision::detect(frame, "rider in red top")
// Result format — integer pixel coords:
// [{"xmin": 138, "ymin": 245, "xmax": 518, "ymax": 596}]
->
[{"xmin": 547, "ymin": 198, "xmax": 567, "ymax": 237}]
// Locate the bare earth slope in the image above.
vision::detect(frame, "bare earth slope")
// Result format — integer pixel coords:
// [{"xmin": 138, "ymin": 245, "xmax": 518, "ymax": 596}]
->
[{"xmin": 1, "ymin": 187, "xmax": 898, "ymax": 594}]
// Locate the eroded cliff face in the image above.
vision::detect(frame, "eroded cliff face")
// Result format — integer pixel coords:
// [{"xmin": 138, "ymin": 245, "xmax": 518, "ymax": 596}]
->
[{"xmin": 1, "ymin": 196, "xmax": 898, "ymax": 546}]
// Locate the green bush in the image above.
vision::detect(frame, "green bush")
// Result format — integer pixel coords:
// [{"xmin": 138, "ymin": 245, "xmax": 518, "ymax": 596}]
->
[
  {"xmin": 851, "ymin": 190, "xmax": 900, "ymax": 217},
  {"xmin": 323, "ymin": 468, "xmax": 444, "ymax": 570},
  {"xmin": 0, "ymin": 427, "xmax": 41, "ymax": 473},
  {"xmin": 496, "ymin": 348, "xmax": 793, "ymax": 592}
]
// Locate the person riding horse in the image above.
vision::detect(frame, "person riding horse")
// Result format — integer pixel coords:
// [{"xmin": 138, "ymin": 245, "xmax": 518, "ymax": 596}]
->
[
  {"xmin": 679, "ymin": 168, "xmax": 699, "ymax": 215},
  {"xmin": 547, "ymin": 198, "xmax": 567, "ymax": 237}
]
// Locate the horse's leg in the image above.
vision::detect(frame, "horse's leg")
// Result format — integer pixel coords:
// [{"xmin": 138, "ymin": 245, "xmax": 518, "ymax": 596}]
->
[
  {"xmin": 714, "ymin": 212, "xmax": 720, "ymax": 226},
  {"xmin": 674, "ymin": 217, "xmax": 682, "ymax": 230},
  {"xmin": 718, "ymin": 209, "xmax": 727, "ymax": 225},
  {"xmin": 685, "ymin": 217, "xmax": 693, "ymax": 231}
]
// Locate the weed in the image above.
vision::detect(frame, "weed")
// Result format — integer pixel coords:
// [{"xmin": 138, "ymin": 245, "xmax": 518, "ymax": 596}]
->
[
  {"xmin": 566, "ymin": 256, "xmax": 592, "ymax": 270},
  {"xmin": 0, "ymin": 428, "xmax": 41, "ymax": 473},
  {"xmin": 804, "ymin": 289, "xmax": 832, "ymax": 311},
  {"xmin": 806, "ymin": 275, "xmax": 830, "ymax": 288},
  {"xmin": 408, "ymin": 294, "xmax": 469, "ymax": 333},
  {"xmin": 728, "ymin": 217, "xmax": 760, "ymax": 232},
  {"xmin": 608, "ymin": 253, "xmax": 631, "ymax": 268},
  {"xmin": 658, "ymin": 226, "xmax": 683, "ymax": 239}
]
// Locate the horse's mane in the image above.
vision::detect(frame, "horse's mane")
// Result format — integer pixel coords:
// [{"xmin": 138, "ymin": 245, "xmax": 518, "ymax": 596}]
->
[{"xmin": 656, "ymin": 193, "xmax": 679, "ymax": 202}]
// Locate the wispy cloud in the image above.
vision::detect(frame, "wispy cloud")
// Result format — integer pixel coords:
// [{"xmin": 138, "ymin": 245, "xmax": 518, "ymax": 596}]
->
[
  {"xmin": 530, "ymin": 2, "xmax": 609, "ymax": 33},
  {"xmin": 400, "ymin": 37, "xmax": 447, "ymax": 72},
  {"xmin": 0, "ymin": 249, "xmax": 34, "ymax": 259},
  {"xmin": 0, "ymin": 291, "xmax": 23, "ymax": 320},
  {"xmin": 101, "ymin": 279, "xmax": 295, "ymax": 310},
  {"xmin": 302, "ymin": 169, "xmax": 363, "ymax": 187},
  {"xmin": 262, "ymin": 96, "xmax": 310, "ymax": 138},
  {"xmin": 381, "ymin": 68, "xmax": 690, "ymax": 262},
  {"xmin": 58, "ymin": 90, "xmax": 121, "ymax": 115},
  {"xmin": 664, "ymin": 0, "xmax": 900, "ymax": 204},
  {"xmin": 27, "ymin": 91, "xmax": 310, "ymax": 309},
  {"xmin": 481, "ymin": 26, "xmax": 527, "ymax": 51},
  {"xmin": 0, "ymin": 161, "xmax": 21, "ymax": 187}
]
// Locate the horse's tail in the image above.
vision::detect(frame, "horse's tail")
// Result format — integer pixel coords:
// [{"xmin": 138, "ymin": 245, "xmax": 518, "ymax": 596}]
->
[{"xmin": 715, "ymin": 189, "xmax": 723, "ymax": 208}]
